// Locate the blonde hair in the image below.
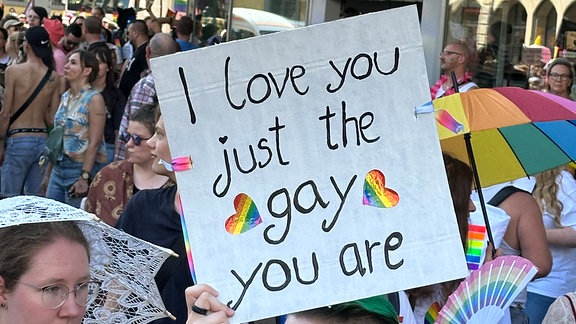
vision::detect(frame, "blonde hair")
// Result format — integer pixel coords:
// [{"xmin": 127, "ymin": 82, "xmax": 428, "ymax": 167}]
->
[{"xmin": 533, "ymin": 166, "xmax": 565, "ymax": 227}]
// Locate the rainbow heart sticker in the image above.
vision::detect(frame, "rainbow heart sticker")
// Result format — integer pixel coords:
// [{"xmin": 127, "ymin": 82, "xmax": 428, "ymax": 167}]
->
[
  {"xmin": 363, "ymin": 169, "xmax": 399, "ymax": 208},
  {"xmin": 225, "ymin": 193, "xmax": 262, "ymax": 235}
]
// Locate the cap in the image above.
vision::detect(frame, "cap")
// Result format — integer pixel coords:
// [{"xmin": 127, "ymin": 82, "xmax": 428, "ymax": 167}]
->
[
  {"xmin": 25, "ymin": 26, "xmax": 52, "ymax": 58},
  {"xmin": 3, "ymin": 19, "xmax": 23, "ymax": 30},
  {"xmin": 42, "ymin": 18, "xmax": 65, "ymax": 46}
]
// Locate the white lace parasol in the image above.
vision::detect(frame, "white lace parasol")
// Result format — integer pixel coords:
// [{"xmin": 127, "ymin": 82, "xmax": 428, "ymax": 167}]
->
[{"xmin": 0, "ymin": 196, "xmax": 177, "ymax": 323}]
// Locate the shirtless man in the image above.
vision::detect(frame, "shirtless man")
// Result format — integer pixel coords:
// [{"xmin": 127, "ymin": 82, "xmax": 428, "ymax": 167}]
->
[{"xmin": 0, "ymin": 26, "xmax": 61, "ymax": 197}]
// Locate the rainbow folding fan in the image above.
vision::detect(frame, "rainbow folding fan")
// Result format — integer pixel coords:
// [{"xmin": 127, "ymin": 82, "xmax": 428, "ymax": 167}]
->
[{"xmin": 435, "ymin": 256, "xmax": 538, "ymax": 324}]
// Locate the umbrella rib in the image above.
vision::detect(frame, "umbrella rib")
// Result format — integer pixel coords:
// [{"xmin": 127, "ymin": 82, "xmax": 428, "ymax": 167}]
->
[{"xmin": 531, "ymin": 122, "xmax": 576, "ymax": 163}]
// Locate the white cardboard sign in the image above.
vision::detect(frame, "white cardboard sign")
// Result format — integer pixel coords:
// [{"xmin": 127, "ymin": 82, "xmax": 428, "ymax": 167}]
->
[{"xmin": 152, "ymin": 5, "xmax": 468, "ymax": 323}]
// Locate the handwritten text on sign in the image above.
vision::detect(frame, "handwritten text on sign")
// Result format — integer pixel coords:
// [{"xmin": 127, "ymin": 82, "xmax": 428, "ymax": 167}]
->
[{"xmin": 152, "ymin": 6, "xmax": 468, "ymax": 323}]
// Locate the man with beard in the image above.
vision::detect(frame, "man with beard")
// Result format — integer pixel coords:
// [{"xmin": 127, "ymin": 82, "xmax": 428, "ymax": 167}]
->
[
  {"xmin": 51, "ymin": 23, "xmax": 82, "ymax": 76},
  {"xmin": 430, "ymin": 42, "xmax": 478, "ymax": 99}
]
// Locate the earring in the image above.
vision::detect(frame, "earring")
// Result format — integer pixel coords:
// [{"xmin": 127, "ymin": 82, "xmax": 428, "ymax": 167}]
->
[{"xmin": 0, "ymin": 303, "xmax": 5, "ymax": 308}]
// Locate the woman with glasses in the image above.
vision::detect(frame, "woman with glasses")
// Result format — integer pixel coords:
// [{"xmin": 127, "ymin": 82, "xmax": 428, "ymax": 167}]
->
[
  {"xmin": 544, "ymin": 58, "xmax": 575, "ymax": 100},
  {"xmin": 0, "ymin": 221, "xmax": 100, "ymax": 323},
  {"xmin": 45, "ymin": 50, "xmax": 107, "ymax": 208},
  {"xmin": 84, "ymin": 104, "xmax": 172, "ymax": 226}
]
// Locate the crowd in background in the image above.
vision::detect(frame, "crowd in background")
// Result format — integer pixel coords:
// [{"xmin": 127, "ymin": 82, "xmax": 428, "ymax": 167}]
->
[{"xmin": 0, "ymin": 4, "xmax": 574, "ymax": 324}]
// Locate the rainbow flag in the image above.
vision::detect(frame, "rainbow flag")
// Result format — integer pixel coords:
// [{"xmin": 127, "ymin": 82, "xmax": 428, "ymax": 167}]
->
[
  {"xmin": 177, "ymin": 194, "xmax": 196, "ymax": 283},
  {"xmin": 466, "ymin": 224, "xmax": 486, "ymax": 271},
  {"xmin": 424, "ymin": 302, "xmax": 440, "ymax": 324}
]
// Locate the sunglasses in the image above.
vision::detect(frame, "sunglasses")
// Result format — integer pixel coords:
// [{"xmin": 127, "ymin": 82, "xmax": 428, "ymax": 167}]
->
[
  {"xmin": 120, "ymin": 131, "xmax": 150, "ymax": 146},
  {"xmin": 66, "ymin": 39, "xmax": 80, "ymax": 47}
]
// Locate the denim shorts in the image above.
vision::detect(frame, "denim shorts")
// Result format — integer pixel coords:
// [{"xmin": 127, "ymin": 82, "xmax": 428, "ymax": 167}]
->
[
  {"xmin": 45, "ymin": 155, "xmax": 103, "ymax": 208},
  {"xmin": 1, "ymin": 136, "xmax": 46, "ymax": 197}
]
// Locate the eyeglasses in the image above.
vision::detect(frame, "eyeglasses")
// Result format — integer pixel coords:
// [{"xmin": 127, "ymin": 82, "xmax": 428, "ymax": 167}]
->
[
  {"xmin": 549, "ymin": 72, "xmax": 571, "ymax": 81},
  {"xmin": 441, "ymin": 50, "xmax": 463, "ymax": 56},
  {"xmin": 16, "ymin": 280, "xmax": 101, "ymax": 309},
  {"xmin": 120, "ymin": 131, "xmax": 150, "ymax": 146}
]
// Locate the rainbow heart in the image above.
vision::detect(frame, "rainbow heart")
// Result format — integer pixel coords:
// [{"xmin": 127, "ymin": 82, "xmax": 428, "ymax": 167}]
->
[
  {"xmin": 225, "ymin": 193, "xmax": 262, "ymax": 235},
  {"xmin": 363, "ymin": 169, "xmax": 399, "ymax": 208}
]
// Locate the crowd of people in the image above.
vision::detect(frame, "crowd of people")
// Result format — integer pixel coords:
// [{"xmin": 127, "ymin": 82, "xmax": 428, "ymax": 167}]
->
[
  {"xmin": 0, "ymin": 4, "xmax": 574, "ymax": 324},
  {"xmin": 0, "ymin": 3, "xmax": 222, "ymax": 200},
  {"xmin": 0, "ymin": 5, "xmax": 210, "ymax": 324}
]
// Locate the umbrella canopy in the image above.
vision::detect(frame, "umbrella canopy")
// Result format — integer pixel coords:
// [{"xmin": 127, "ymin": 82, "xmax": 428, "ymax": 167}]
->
[
  {"xmin": 0, "ymin": 196, "xmax": 177, "ymax": 323},
  {"xmin": 431, "ymin": 87, "xmax": 576, "ymax": 188}
]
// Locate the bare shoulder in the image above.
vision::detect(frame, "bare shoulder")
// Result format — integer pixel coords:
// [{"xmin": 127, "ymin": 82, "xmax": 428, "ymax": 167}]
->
[
  {"xmin": 5, "ymin": 63, "xmax": 25, "ymax": 75},
  {"xmin": 45, "ymin": 70, "xmax": 60, "ymax": 88},
  {"xmin": 504, "ymin": 190, "xmax": 536, "ymax": 204},
  {"xmin": 89, "ymin": 92, "xmax": 106, "ymax": 108},
  {"xmin": 498, "ymin": 190, "xmax": 540, "ymax": 217}
]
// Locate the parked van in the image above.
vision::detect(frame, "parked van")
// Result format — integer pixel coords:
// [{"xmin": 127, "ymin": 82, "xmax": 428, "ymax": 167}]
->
[{"xmin": 229, "ymin": 7, "xmax": 295, "ymax": 40}]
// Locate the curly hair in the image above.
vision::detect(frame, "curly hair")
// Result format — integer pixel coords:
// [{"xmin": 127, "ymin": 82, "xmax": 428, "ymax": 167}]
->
[{"xmin": 533, "ymin": 166, "xmax": 565, "ymax": 227}]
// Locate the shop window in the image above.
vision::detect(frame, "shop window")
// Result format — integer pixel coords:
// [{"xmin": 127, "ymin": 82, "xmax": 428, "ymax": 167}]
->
[
  {"xmin": 446, "ymin": 0, "xmax": 528, "ymax": 89},
  {"xmin": 196, "ymin": 0, "xmax": 307, "ymax": 42},
  {"xmin": 556, "ymin": 2, "xmax": 576, "ymax": 63}
]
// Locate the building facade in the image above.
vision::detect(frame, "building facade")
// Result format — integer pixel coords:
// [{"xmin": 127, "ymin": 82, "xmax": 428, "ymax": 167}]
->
[{"xmin": 202, "ymin": 0, "xmax": 576, "ymax": 88}]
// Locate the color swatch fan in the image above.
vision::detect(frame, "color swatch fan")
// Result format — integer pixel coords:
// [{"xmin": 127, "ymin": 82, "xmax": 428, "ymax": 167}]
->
[{"xmin": 435, "ymin": 256, "xmax": 537, "ymax": 324}]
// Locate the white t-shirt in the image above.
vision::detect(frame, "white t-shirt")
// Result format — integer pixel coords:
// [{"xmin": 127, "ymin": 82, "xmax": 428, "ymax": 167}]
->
[
  {"xmin": 528, "ymin": 170, "xmax": 576, "ymax": 298},
  {"xmin": 398, "ymin": 290, "xmax": 417, "ymax": 324}
]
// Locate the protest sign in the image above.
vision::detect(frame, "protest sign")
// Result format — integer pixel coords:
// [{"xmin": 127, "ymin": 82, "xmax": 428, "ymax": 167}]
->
[{"xmin": 151, "ymin": 5, "xmax": 468, "ymax": 323}]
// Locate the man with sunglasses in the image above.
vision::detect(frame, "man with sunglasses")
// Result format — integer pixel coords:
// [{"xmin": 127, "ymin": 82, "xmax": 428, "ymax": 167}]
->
[
  {"xmin": 53, "ymin": 23, "xmax": 82, "ymax": 77},
  {"xmin": 430, "ymin": 42, "xmax": 478, "ymax": 99}
]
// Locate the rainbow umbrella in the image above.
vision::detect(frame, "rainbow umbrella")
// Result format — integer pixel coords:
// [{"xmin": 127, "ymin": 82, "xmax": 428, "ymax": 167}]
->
[
  {"xmin": 418, "ymin": 87, "xmax": 576, "ymax": 246},
  {"xmin": 432, "ymin": 87, "xmax": 576, "ymax": 186}
]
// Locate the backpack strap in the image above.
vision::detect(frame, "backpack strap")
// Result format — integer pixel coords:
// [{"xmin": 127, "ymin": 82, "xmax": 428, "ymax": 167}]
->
[
  {"xmin": 9, "ymin": 69, "xmax": 52, "ymax": 127},
  {"xmin": 487, "ymin": 186, "xmax": 529, "ymax": 207}
]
